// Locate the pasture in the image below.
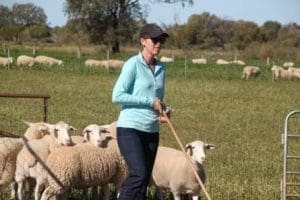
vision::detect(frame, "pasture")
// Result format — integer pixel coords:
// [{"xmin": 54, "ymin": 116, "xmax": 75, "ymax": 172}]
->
[{"xmin": 1, "ymin": 45, "xmax": 300, "ymax": 200}]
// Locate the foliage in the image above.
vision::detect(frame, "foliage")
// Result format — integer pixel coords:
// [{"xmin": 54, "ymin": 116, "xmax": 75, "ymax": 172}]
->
[{"xmin": 64, "ymin": 0, "xmax": 144, "ymax": 53}]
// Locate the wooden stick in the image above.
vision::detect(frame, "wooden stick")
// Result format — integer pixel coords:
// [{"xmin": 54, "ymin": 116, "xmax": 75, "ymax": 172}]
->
[{"xmin": 162, "ymin": 111, "xmax": 212, "ymax": 200}]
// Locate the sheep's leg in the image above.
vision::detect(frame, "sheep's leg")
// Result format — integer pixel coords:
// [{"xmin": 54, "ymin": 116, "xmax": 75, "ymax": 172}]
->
[
  {"xmin": 9, "ymin": 181, "xmax": 17, "ymax": 200},
  {"xmin": 17, "ymin": 180, "xmax": 25, "ymax": 200},
  {"xmin": 40, "ymin": 187, "xmax": 56, "ymax": 200},
  {"xmin": 172, "ymin": 191, "xmax": 181, "ymax": 200},
  {"xmin": 102, "ymin": 185, "xmax": 110, "ymax": 200},
  {"xmin": 35, "ymin": 181, "xmax": 45, "ymax": 200}
]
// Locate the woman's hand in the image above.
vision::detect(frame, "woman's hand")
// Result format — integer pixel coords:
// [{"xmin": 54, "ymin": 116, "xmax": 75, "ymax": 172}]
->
[{"xmin": 157, "ymin": 107, "xmax": 171, "ymax": 124}]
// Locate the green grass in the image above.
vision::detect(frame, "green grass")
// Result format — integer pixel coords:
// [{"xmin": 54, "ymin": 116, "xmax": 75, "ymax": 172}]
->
[{"xmin": 1, "ymin": 46, "xmax": 300, "ymax": 199}]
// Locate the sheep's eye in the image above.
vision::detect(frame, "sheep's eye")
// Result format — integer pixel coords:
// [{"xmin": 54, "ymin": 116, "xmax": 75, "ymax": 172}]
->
[{"xmin": 54, "ymin": 128, "xmax": 59, "ymax": 133}]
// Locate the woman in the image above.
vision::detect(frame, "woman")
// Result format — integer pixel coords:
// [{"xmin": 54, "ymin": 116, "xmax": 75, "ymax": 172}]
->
[{"xmin": 112, "ymin": 23, "xmax": 170, "ymax": 199}]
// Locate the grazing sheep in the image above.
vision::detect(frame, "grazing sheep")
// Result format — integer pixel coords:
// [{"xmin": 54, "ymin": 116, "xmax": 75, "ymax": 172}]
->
[
  {"xmin": 17, "ymin": 55, "xmax": 35, "ymax": 68},
  {"xmin": 192, "ymin": 58, "xmax": 207, "ymax": 64},
  {"xmin": 0, "ymin": 57, "xmax": 13, "ymax": 67},
  {"xmin": 40, "ymin": 128, "xmax": 128, "ymax": 200},
  {"xmin": 34, "ymin": 56, "xmax": 63, "ymax": 66},
  {"xmin": 85, "ymin": 59, "xmax": 124, "ymax": 69},
  {"xmin": 160, "ymin": 56, "xmax": 174, "ymax": 63},
  {"xmin": 241, "ymin": 66, "xmax": 261, "ymax": 80},
  {"xmin": 216, "ymin": 59, "xmax": 230, "ymax": 65},
  {"xmin": 283, "ymin": 62, "xmax": 294, "ymax": 68},
  {"xmin": 232, "ymin": 59, "xmax": 245, "ymax": 65},
  {"xmin": 0, "ymin": 121, "xmax": 51, "ymax": 199},
  {"xmin": 15, "ymin": 121, "xmax": 75, "ymax": 200},
  {"xmin": 151, "ymin": 141, "xmax": 215, "ymax": 200},
  {"xmin": 271, "ymin": 65, "xmax": 300, "ymax": 80}
]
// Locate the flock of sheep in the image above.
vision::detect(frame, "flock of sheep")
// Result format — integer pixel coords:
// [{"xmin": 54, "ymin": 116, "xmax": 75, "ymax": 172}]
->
[
  {"xmin": 0, "ymin": 55, "xmax": 125, "ymax": 69},
  {"xmin": 0, "ymin": 54, "xmax": 298, "ymax": 81},
  {"xmin": 0, "ymin": 120, "xmax": 215, "ymax": 200}
]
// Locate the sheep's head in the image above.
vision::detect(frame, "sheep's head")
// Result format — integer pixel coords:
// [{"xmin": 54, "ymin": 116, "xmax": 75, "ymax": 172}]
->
[
  {"xmin": 23, "ymin": 120, "xmax": 51, "ymax": 140},
  {"xmin": 185, "ymin": 140, "xmax": 215, "ymax": 164},
  {"xmin": 51, "ymin": 121, "xmax": 75, "ymax": 146},
  {"xmin": 83, "ymin": 124, "xmax": 113, "ymax": 147}
]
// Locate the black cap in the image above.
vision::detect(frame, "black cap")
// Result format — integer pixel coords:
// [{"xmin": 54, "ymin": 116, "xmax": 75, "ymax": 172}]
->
[{"xmin": 139, "ymin": 23, "xmax": 169, "ymax": 38}]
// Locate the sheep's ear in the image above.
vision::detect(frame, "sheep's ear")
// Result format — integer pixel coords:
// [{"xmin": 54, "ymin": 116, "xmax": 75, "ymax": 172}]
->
[
  {"xmin": 185, "ymin": 144, "xmax": 193, "ymax": 156},
  {"xmin": 205, "ymin": 143, "xmax": 216, "ymax": 150},
  {"xmin": 22, "ymin": 120, "xmax": 32, "ymax": 127},
  {"xmin": 69, "ymin": 126, "xmax": 77, "ymax": 133}
]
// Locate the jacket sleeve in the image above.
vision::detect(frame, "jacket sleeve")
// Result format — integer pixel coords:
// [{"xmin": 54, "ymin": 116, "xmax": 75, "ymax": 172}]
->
[{"xmin": 112, "ymin": 62, "xmax": 154, "ymax": 107}]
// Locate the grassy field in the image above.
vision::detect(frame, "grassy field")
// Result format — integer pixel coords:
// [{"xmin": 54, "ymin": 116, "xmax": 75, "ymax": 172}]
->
[{"xmin": 1, "ymin": 46, "xmax": 300, "ymax": 199}]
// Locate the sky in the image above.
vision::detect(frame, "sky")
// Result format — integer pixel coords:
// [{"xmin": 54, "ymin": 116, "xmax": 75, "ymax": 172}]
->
[{"xmin": 1, "ymin": 0, "xmax": 300, "ymax": 27}]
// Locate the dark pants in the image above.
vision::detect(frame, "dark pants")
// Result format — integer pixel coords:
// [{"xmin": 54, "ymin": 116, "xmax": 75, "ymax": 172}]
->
[{"xmin": 117, "ymin": 127, "xmax": 159, "ymax": 200}]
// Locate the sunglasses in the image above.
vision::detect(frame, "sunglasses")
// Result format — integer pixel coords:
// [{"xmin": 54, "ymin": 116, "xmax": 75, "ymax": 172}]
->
[{"xmin": 150, "ymin": 37, "xmax": 166, "ymax": 44}]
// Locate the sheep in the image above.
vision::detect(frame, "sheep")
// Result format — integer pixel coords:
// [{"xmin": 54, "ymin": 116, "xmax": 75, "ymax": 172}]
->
[
  {"xmin": 241, "ymin": 66, "xmax": 261, "ymax": 80},
  {"xmin": 17, "ymin": 55, "xmax": 35, "ymax": 68},
  {"xmin": 41, "ymin": 138, "xmax": 125, "ymax": 200},
  {"xmin": 216, "ymin": 59, "xmax": 230, "ymax": 65},
  {"xmin": 0, "ymin": 121, "xmax": 51, "ymax": 199},
  {"xmin": 271, "ymin": 65, "xmax": 300, "ymax": 80},
  {"xmin": 232, "ymin": 59, "xmax": 245, "ymax": 65},
  {"xmin": 192, "ymin": 58, "xmax": 207, "ymax": 64},
  {"xmin": 283, "ymin": 62, "xmax": 294, "ymax": 68},
  {"xmin": 0, "ymin": 57, "xmax": 13, "ymax": 67},
  {"xmin": 85, "ymin": 59, "xmax": 124, "ymax": 69},
  {"xmin": 160, "ymin": 56, "xmax": 174, "ymax": 63},
  {"xmin": 34, "ymin": 56, "xmax": 63, "ymax": 66},
  {"xmin": 40, "ymin": 131, "xmax": 127, "ymax": 200},
  {"xmin": 151, "ymin": 141, "xmax": 215, "ymax": 200},
  {"xmin": 15, "ymin": 121, "xmax": 75, "ymax": 200}
]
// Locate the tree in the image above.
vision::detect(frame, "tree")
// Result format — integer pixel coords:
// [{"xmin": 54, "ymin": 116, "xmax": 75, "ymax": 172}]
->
[
  {"xmin": 260, "ymin": 21, "xmax": 281, "ymax": 42},
  {"xmin": 12, "ymin": 3, "xmax": 47, "ymax": 26},
  {"xmin": 233, "ymin": 20, "xmax": 259, "ymax": 50},
  {"xmin": 65, "ymin": 0, "xmax": 144, "ymax": 53},
  {"xmin": 0, "ymin": 5, "xmax": 12, "ymax": 27}
]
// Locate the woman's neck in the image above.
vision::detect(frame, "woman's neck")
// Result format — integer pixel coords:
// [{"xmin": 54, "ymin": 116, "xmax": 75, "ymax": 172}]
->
[{"xmin": 141, "ymin": 50, "xmax": 154, "ymax": 65}]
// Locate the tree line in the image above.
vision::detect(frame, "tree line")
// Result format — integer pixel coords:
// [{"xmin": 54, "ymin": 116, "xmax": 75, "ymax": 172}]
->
[{"xmin": 0, "ymin": 1, "xmax": 299, "ymax": 62}]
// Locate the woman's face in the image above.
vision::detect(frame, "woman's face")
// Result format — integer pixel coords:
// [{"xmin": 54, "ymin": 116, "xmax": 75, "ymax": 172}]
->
[{"xmin": 141, "ymin": 36, "xmax": 165, "ymax": 56}]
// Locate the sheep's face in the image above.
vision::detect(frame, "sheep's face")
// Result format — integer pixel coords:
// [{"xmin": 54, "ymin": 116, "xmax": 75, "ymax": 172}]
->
[
  {"xmin": 83, "ymin": 124, "xmax": 110, "ymax": 147},
  {"xmin": 185, "ymin": 141, "xmax": 215, "ymax": 164},
  {"xmin": 52, "ymin": 121, "xmax": 74, "ymax": 146}
]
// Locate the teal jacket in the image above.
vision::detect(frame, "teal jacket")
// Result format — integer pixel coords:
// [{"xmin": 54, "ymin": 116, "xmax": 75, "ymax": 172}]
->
[{"xmin": 112, "ymin": 53, "xmax": 166, "ymax": 133}]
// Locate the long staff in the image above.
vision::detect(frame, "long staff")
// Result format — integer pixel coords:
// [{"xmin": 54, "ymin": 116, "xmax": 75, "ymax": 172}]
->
[{"xmin": 161, "ymin": 111, "xmax": 212, "ymax": 200}]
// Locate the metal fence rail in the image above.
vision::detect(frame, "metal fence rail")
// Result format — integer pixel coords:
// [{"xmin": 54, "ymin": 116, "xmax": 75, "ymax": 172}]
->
[
  {"xmin": 0, "ymin": 93, "xmax": 50, "ymax": 122},
  {"xmin": 281, "ymin": 110, "xmax": 300, "ymax": 200}
]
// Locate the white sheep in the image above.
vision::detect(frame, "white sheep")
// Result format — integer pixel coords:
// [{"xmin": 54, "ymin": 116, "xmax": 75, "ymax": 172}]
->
[
  {"xmin": 0, "ymin": 121, "xmax": 51, "ymax": 199},
  {"xmin": 0, "ymin": 57, "xmax": 13, "ymax": 67},
  {"xmin": 241, "ymin": 66, "xmax": 261, "ymax": 80},
  {"xmin": 151, "ymin": 141, "xmax": 215, "ymax": 200},
  {"xmin": 232, "ymin": 60, "xmax": 245, "ymax": 65},
  {"xmin": 17, "ymin": 55, "xmax": 35, "ymax": 68},
  {"xmin": 160, "ymin": 56, "xmax": 174, "ymax": 63},
  {"xmin": 271, "ymin": 65, "xmax": 300, "ymax": 80},
  {"xmin": 15, "ymin": 121, "xmax": 75, "ymax": 200},
  {"xmin": 34, "ymin": 56, "xmax": 63, "ymax": 66},
  {"xmin": 192, "ymin": 58, "xmax": 207, "ymax": 64},
  {"xmin": 216, "ymin": 59, "xmax": 230, "ymax": 65},
  {"xmin": 283, "ymin": 62, "xmax": 294, "ymax": 68},
  {"xmin": 40, "ymin": 132, "xmax": 127, "ymax": 200},
  {"xmin": 85, "ymin": 59, "xmax": 124, "ymax": 69}
]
